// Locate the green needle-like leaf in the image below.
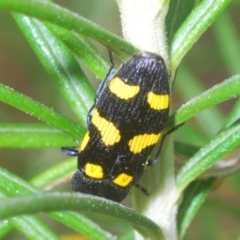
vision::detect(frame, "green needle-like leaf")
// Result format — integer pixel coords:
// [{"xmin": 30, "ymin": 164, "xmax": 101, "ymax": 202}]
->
[
  {"xmin": 0, "ymin": 220, "xmax": 12, "ymax": 238},
  {"xmin": 0, "ymin": 168, "xmax": 114, "ymax": 240},
  {"xmin": 177, "ymin": 178, "xmax": 216, "ymax": 238},
  {"xmin": 166, "ymin": 0, "xmax": 196, "ymax": 43},
  {"xmin": 13, "ymin": 14, "xmax": 94, "ymax": 126},
  {"xmin": 176, "ymin": 123, "xmax": 240, "ymax": 191},
  {"xmin": 0, "ymin": 0, "xmax": 138, "ymax": 59},
  {"xmin": 0, "ymin": 192, "xmax": 163, "ymax": 240},
  {"xmin": 0, "ymin": 123, "xmax": 74, "ymax": 148},
  {"xmin": 0, "ymin": 83, "xmax": 84, "ymax": 139},
  {"xmin": 30, "ymin": 157, "xmax": 75, "ymax": 189},
  {"xmin": 170, "ymin": 0, "xmax": 231, "ymax": 72},
  {"xmin": 0, "ymin": 193, "xmax": 60, "ymax": 240},
  {"xmin": 167, "ymin": 74, "xmax": 240, "ymax": 130},
  {"xmin": 45, "ymin": 22, "xmax": 110, "ymax": 79}
]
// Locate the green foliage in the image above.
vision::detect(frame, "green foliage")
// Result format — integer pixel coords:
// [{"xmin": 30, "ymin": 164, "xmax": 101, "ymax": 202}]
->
[{"xmin": 0, "ymin": 0, "xmax": 240, "ymax": 239}]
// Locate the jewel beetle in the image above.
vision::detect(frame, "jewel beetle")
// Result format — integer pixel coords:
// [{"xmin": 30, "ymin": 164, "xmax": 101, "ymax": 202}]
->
[{"xmin": 62, "ymin": 52, "xmax": 171, "ymax": 202}]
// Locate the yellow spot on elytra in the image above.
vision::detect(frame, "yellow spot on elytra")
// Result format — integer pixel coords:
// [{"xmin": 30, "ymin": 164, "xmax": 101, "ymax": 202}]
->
[
  {"xmin": 147, "ymin": 92, "xmax": 169, "ymax": 110},
  {"xmin": 109, "ymin": 77, "xmax": 140, "ymax": 100},
  {"xmin": 128, "ymin": 133, "xmax": 161, "ymax": 154},
  {"xmin": 79, "ymin": 132, "xmax": 90, "ymax": 152},
  {"xmin": 84, "ymin": 163, "xmax": 103, "ymax": 179},
  {"xmin": 113, "ymin": 173, "xmax": 133, "ymax": 187},
  {"xmin": 92, "ymin": 109, "xmax": 121, "ymax": 146}
]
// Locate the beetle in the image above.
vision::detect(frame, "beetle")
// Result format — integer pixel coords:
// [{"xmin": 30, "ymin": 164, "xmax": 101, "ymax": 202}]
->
[{"xmin": 62, "ymin": 52, "xmax": 171, "ymax": 202}]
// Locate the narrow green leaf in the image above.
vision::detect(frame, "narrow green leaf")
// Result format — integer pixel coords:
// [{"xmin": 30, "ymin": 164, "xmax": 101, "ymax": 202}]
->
[
  {"xmin": 0, "ymin": 192, "xmax": 163, "ymax": 240},
  {"xmin": 30, "ymin": 157, "xmax": 76, "ymax": 189},
  {"xmin": 0, "ymin": 83, "xmax": 84, "ymax": 139},
  {"xmin": 175, "ymin": 64, "xmax": 224, "ymax": 137},
  {"xmin": 0, "ymin": 123, "xmax": 74, "ymax": 148},
  {"xmin": 1, "ymin": 164, "xmax": 160, "ymax": 239},
  {"xmin": 45, "ymin": 22, "xmax": 110, "ymax": 79},
  {"xmin": 170, "ymin": 0, "xmax": 231, "ymax": 72},
  {"xmin": 0, "ymin": 220, "xmax": 12, "ymax": 238},
  {"xmin": 0, "ymin": 168, "xmax": 114, "ymax": 240},
  {"xmin": 13, "ymin": 14, "xmax": 94, "ymax": 126},
  {"xmin": 167, "ymin": 74, "xmax": 240, "ymax": 130},
  {"xmin": 0, "ymin": 193, "xmax": 60, "ymax": 240},
  {"xmin": 33, "ymin": 164, "xmax": 116, "ymax": 240},
  {"xmin": 0, "ymin": 0, "xmax": 138, "ymax": 59},
  {"xmin": 11, "ymin": 215, "xmax": 61, "ymax": 240},
  {"xmin": 176, "ymin": 123, "xmax": 240, "ymax": 191},
  {"xmin": 166, "ymin": 0, "xmax": 196, "ymax": 42},
  {"xmin": 50, "ymin": 211, "xmax": 114, "ymax": 240},
  {"xmin": 177, "ymin": 178, "xmax": 216, "ymax": 238}
]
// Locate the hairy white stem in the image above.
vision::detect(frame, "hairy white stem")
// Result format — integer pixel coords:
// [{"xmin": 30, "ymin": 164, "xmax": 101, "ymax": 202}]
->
[
  {"xmin": 116, "ymin": 0, "xmax": 169, "ymax": 65},
  {"xmin": 116, "ymin": 1, "xmax": 178, "ymax": 239}
]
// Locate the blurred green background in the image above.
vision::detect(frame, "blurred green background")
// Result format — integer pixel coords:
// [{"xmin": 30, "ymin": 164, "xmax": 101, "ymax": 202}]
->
[{"xmin": 0, "ymin": 1, "xmax": 240, "ymax": 239}]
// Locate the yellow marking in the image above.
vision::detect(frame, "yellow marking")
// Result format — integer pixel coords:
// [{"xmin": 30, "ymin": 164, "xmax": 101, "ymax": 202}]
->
[
  {"xmin": 128, "ymin": 133, "xmax": 161, "ymax": 154},
  {"xmin": 84, "ymin": 163, "xmax": 103, "ymax": 179},
  {"xmin": 147, "ymin": 92, "xmax": 169, "ymax": 110},
  {"xmin": 92, "ymin": 109, "xmax": 121, "ymax": 146},
  {"xmin": 79, "ymin": 132, "xmax": 90, "ymax": 152},
  {"xmin": 113, "ymin": 173, "xmax": 133, "ymax": 187},
  {"xmin": 109, "ymin": 77, "xmax": 140, "ymax": 100}
]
